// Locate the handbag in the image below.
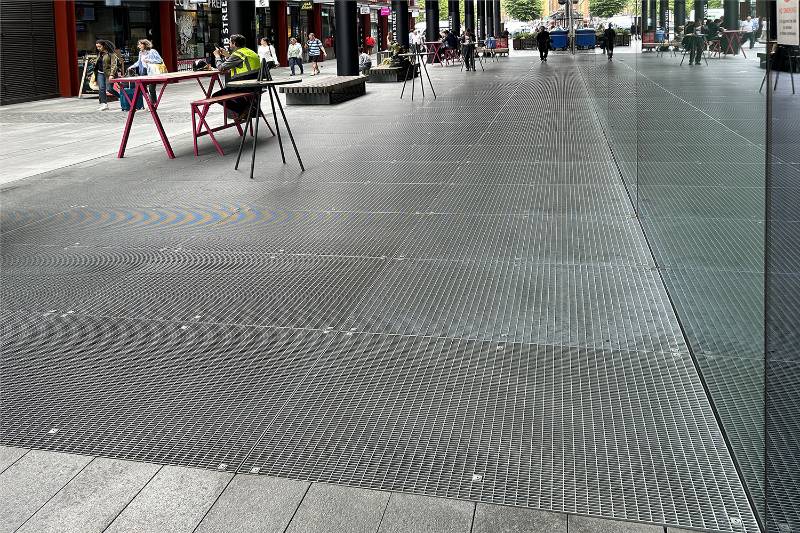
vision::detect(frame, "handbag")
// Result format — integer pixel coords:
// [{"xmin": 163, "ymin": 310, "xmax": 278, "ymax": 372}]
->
[{"xmin": 148, "ymin": 62, "xmax": 168, "ymax": 75}]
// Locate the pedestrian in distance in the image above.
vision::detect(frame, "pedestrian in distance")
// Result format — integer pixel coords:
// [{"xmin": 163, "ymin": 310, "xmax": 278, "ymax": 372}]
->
[
  {"xmin": 359, "ymin": 47, "xmax": 372, "ymax": 75},
  {"xmin": 306, "ymin": 33, "xmax": 325, "ymax": 75},
  {"xmin": 258, "ymin": 37, "xmax": 278, "ymax": 69},
  {"xmin": 604, "ymin": 24, "xmax": 616, "ymax": 61},
  {"xmin": 287, "ymin": 37, "xmax": 304, "ymax": 76},
  {"xmin": 536, "ymin": 26, "xmax": 550, "ymax": 62},
  {"xmin": 94, "ymin": 39, "xmax": 122, "ymax": 111},
  {"xmin": 461, "ymin": 29, "xmax": 476, "ymax": 71},
  {"xmin": 127, "ymin": 39, "xmax": 164, "ymax": 105}
]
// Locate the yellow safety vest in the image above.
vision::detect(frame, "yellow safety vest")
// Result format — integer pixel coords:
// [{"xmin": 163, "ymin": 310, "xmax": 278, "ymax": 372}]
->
[{"xmin": 230, "ymin": 47, "xmax": 260, "ymax": 78}]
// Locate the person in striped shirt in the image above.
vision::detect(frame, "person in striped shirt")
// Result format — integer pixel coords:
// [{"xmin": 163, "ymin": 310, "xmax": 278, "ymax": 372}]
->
[{"xmin": 305, "ymin": 33, "xmax": 326, "ymax": 75}]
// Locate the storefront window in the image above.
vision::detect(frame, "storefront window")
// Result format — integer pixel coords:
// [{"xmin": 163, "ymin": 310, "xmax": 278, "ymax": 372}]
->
[
  {"xmin": 75, "ymin": 1, "xmax": 157, "ymax": 61},
  {"xmin": 174, "ymin": 0, "xmax": 223, "ymax": 68}
]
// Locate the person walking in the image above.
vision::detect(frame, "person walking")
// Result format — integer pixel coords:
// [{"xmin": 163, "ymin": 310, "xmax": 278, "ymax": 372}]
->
[
  {"xmin": 631, "ymin": 22, "xmax": 638, "ymax": 40},
  {"xmin": 461, "ymin": 29, "xmax": 476, "ymax": 71},
  {"xmin": 127, "ymin": 39, "xmax": 164, "ymax": 104},
  {"xmin": 536, "ymin": 26, "xmax": 550, "ymax": 62},
  {"xmin": 94, "ymin": 39, "xmax": 122, "ymax": 111},
  {"xmin": 287, "ymin": 37, "xmax": 304, "ymax": 75},
  {"xmin": 604, "ymin": 24, "xmax": 617, "ymax": 61},
  {"xmin": 306, "ymin": 33, "xmax": 325, "ymax": 75},
  {"xmin": 212, "ymin": 33, "xmax": 261, "ymax": 118},
  {"xmin": 258, "ymin": 37, "xmax": 278, "ymax": 69}
]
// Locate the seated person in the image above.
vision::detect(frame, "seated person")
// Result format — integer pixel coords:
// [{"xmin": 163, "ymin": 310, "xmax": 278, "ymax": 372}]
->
[{"xmin": 358, "ymin": 48, "xmax": 372, "ymax": 75}]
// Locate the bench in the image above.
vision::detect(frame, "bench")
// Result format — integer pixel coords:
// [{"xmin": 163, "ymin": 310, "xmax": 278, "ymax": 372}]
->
[
  {"xmin": 190, "ymin": 92, "xmax": 273, "ymax": 157},
  {"xmin": 279, "ymin": 76, "xmax": 366, "ymax": 105},
  {"xmin": 368, "ymin": 65, "xmax": 417, "ymax": 83}
]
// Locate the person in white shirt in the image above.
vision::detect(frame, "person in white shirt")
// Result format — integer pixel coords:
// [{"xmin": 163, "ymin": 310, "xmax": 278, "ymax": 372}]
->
[
  {"xmin": 258, "ymin": 38, "xmax": 278, "ymax": 69},
  {"xmin": 287, "ymin": 37, "xmax": 303, "ymax": 75},
  {"xmin": 409, "ymin": 30, "xmax": 416, "ymax": 48}
]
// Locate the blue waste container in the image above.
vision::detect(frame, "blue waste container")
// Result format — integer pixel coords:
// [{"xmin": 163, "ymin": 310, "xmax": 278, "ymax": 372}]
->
[
  {"xmin": 576, "ymin": 29, "xmax": 596, "ymax": 49},
  {"xmin": 550, "ymin": 30, "xmax": 569, "ymax": 50},
  {"xmin": 655, "ymin": 29, "xmax": 665, "ymax": 42}
]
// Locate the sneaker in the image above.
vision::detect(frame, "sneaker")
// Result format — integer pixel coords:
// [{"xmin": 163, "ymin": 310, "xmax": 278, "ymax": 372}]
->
[{"xmin": 98, "ymin": 104, "xmax": 109, "ymax": 111}]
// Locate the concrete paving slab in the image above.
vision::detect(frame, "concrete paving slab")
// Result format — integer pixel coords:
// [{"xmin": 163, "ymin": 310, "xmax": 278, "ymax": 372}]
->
[
  {"xmin": 569, "ymin": 515, "xmax": 663, "ymax": 533},
  {"xmin": 472, "ymin": 503, "xmax": 567, "ymax": 533},
  {"xmin": 285, "ymin": 482, "xmax": 390, "ymax": 533},
  {"xmin": 104, "ymin": 465, "xmax": 232, "ymax": 533},
  {"xmin": 195, "ymin": 474, "xmax": 310, "ymax": 533},
  {"xmin": 377, "ymin": 493, "xmax": 474, "ymax": 533},
  {"xmin": 17, "ymin": 457, "xmax": 159, "ymax": 533},
  {"xmin": 0, "ymin": 449, "xmax": 92, "ymax": 533},
  {"xmin": 0, "ymin": 446, "xmax": 28, "ymax": 473}
]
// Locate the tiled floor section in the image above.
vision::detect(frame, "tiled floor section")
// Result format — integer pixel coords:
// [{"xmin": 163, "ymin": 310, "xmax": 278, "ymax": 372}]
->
[{"xmin": 0, "ymin": 447, "xmax": 714, "ymax": 533}]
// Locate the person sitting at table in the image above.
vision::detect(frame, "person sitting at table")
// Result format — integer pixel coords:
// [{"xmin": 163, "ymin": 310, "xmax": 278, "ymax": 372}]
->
[
  {"xmin": 212, "ymin": 34, "xmax": 262, "ymax": 119},
  {"xmin": 359, "ymin": 48, "xmax": 372, "ymax": 76}
]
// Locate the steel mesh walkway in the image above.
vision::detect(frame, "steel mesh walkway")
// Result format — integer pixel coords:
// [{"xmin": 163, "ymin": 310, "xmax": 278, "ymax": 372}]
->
[{"xmin": 1, "ymin": 55, "xmax": 757, "ymax": 532}]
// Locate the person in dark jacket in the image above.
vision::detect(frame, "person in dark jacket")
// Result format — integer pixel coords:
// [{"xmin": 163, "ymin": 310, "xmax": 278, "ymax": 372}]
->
[
  {"xmin": 536, "ymin": 26, "xmax": 550, "ymax": 62},
  {"xmin": 94, "ymin": 40, "xmax": 122, "ymax": 111},
  {"xmin": 604, "ymin": 24, "xmax": 617, "ymax": 60}
]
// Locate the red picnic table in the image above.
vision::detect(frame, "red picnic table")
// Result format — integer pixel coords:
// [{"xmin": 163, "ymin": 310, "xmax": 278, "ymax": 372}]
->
[{"xmin": 114, "ymin": 70, "xmax": 222, "ymax": 159}]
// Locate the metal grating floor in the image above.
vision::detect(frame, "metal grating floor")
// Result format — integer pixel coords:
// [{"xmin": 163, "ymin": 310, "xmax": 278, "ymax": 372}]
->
[{"xmin": 1, "ymin": 55, "xmax": 759, "ymax": 532}]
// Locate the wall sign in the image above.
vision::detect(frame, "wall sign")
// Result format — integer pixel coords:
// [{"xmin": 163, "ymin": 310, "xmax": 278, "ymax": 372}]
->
[
  {"xmin": 360, "ymin": 6, "xmax": 371, "ymax": 14},
  {"xmin": 778, "ymin": 0, "xmax": 799, "ymax": 45},
  {"xmin": 380, "ymin": 6, "xmax": 391, "ymax": 16},
  {"xmin": 300, "ymin": 1, "xmax": 314, "ymax": 10}
]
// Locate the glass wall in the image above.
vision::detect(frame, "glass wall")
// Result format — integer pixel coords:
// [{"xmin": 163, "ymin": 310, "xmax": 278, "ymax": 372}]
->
[
  {"xmin": 585, "ymin": 2, "xmax": 799, "ymax": 528},
  {"xmin": 174, "ymin": 0, "xmax": 224, "ymax": 64},
  {"xmin": 75, "ymin": 0, "xmax": 159, "ymax": 59}
]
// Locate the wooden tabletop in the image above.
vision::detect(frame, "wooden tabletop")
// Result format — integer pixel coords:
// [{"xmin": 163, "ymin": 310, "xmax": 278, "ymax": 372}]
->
[
  {"xmin": 117, "ymin": 70, "xmax": 220, "ymax": 83},
  {"xmin": 227, "ymin": 78, "xmax": 303, "ymax": 88}
]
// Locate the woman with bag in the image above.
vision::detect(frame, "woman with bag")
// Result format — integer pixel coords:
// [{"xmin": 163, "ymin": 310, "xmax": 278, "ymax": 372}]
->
[
  {"xmin": 258, "ymin": 38, "xmax": 279, "ymax": 70},
  {"xmin": 128, "ymin": 39, "xmax": 165, "ymax": 104},
  {"xmin": 94, "ymin": 40, "xmax": 122, "ymax": 111},
  {"xmin": 306, "ymin": 33, "xmax": 325, "ymax": 76}
]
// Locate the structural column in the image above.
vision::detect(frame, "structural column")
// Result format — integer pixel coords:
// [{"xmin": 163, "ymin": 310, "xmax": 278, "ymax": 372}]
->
[
  {"xmin": 723, "ymin": 0, "xmax": 738, "ymax": 29},
  {"xmin": 693, "ymin": 0, "xmax": 705, "ymax": 21},
  {"xmin": 674, "ymin": 0, "xmax": 686, "ymax": 28},
  {"xmin": 492, "ymin": 0, "xmax": 500, "ymax": 37},
  {"xmin": 312, "ymin": 3, "xmax": 323, "ymax": 36},
  {"xmin": 659, "ymin": 0, "xmax": 666, "ymax": 30},
  {"xmin": 379, "ymin": 11, "xmax": 389, "ymax": 50},
  {"xmin": 449, "ymin": 0, "xmax": 461, "ymax": 36},
  {"xmin": 269, "ymin": 1, "xmax": 288, "ymax": 66},
  {"xmin": 465, "ymin": 0, "xmax": 475, "ymax": 32},
  {"xmin": 360, "ymin": 12, "xmax": 371, "ymax": 50},
  {"xmin": 486, "ymin": 0, "xmax": 494, "ymax": 36},
  {"xmin": 53, "ymin": 0, "xmax": 78, "ymax": 96},
  {"xmin": 229, "ymin": 1, "xmax": 257, "ymax": 46},
  {"xmin": 334, "ymin": 0, "xmax": 358, "ymax": 75},
  {"xmin": 641, "ymin": 0, "xmax": 648, "ymax": 31},
  {"xmin": 158, "ymin": 1, "xmax": 177, "ymax": 72},
  {"xmin": 647, "ymin": 0, "xmax": 656, "ymax": 28},
  {"xmin": 392, "ymin": 0, "xmax": 410, "ymax": 47},
  {"xmin": 426, "ymin": 0, "xmax": 440, "ymax": 41},
  {"xmin": 477, "ymin": 0, "xmax": 485, "ymax": 38}
]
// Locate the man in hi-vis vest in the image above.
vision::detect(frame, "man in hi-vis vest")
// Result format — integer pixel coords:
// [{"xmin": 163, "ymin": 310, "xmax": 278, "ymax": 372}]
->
[{"xmin": 212, "ymin": 34, "xmax": 262, "ymax": 117}]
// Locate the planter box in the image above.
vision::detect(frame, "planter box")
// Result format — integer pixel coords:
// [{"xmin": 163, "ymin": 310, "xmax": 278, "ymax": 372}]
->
[{"xmin": 512, "ymin": 37, "xmax": 536, "ymax": 50}]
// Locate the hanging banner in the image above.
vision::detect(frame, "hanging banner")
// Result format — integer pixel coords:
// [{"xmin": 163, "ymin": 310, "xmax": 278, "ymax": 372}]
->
[
  {"xmin": 778, "ymin": 0, "xmax": 799, "ymax": 45},
  {"xmin": 380, "ymin": 6, "xmax": 391, "ymax": 16}
]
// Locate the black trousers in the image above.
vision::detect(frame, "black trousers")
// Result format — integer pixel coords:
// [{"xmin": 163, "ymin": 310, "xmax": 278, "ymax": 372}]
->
[
  {"xmin": 606, "ymin": 44, "xmax": 614, "ymax": 58},
  {"xmin": 211, "ymin": 72, "xmax": 259, "ymax": 114},
  {"xmin": 538, "ymin": 45, "xmax": 549, "ymax": 59},
  {"xmin": 462, "ymin": 44, "xmax": 475, "ymax": 69}
]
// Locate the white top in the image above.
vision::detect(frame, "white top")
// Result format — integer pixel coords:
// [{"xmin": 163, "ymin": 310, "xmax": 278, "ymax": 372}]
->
[{"xmin": 258, "ymin": 44, "xmax": 277, "ymax": 64}]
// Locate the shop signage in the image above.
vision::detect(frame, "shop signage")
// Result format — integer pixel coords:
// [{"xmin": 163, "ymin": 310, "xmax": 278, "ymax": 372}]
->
[
  {"xmin": 220, "ymin": 0, "xmax": 229, "ymax": 45},
  {"xmin": 300, "ymin": 1, "xmax": 314, "ymax": 10},
  {"xmin": 255, "ymin": 0, "xmax": 268, "ymax": 7},
  {"xmin": 412, "ymin": 9, "xmax": 419, "ymax": 16},
  {"xmin": 778, "ymin": 0, "xmax": 799, "ymax": 45},
  {"xmin": 360, "ymin": 6, "xmax": 371, "ymax": 14},
  {"xmin": 380, "ymin": 6, "xmax": 391, "ymax": 16}
]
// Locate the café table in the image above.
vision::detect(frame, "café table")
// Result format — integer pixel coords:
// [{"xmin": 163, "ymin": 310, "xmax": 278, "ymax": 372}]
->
[
  {"xmin": 114, "ymin": 70, "xmax": 222, "ymax": 159},
  {"xmin": 226, "ymin": 78, "xmax": 304, "ymax": 179},
  {"xmin": 398, "ymin": 52, "xmax": 436, "ymax": 101},
  {"xmin": 425, "ymin": 41, "xmax": 444, "ymax": 65}
]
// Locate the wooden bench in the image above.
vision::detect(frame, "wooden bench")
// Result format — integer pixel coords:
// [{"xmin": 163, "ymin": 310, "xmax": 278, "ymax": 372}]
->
[
  {"xmin": 279, "ymin": 76, "xmax": 366, "ymax": 105},
  {"xmin": 190, "ymin": 92, "xmax": 273, "ymax": 157},
  {"xmin": 368, "ymin": 65, "xmax": 417, "ymax": 83}
]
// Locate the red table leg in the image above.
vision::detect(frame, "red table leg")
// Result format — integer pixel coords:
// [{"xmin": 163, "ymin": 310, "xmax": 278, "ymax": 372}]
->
[
  {"xmin": 117, "ymin": 82, "xmax": 142, "ymax": 158},
  {"xmin": 141, "ymin": 83, "xmax": 175, "ymax": 159}
]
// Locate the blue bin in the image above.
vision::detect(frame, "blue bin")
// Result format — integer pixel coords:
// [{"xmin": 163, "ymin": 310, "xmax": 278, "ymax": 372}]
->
[
  {"xmin": 550, "ymin": 31, "xmax": 569, "ymax": 50},
  {"xmin": 576, "ymin": 29, "xmax": 596, "ymax": 49},
  {"xmin": 655, "ymin": 30, "xmax": 665, "ymax": 42}
]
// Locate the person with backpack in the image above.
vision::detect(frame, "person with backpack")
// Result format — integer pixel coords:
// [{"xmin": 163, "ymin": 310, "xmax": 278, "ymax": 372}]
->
[
  {"xmin": 94, "ymin": 40, "xmax": 122, "ymax": 111},
  {"xmin": 306, "ymin": 33, "xmax": 325, "ymax": 75},
  {"xmin": 359, "ymin": 48, "xmax": 372, "ymax": 75}
]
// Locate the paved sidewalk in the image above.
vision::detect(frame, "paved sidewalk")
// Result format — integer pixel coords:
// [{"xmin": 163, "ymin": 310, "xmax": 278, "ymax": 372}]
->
[{"xmin": 0, "ymin": 446, "xmax": 699, "ymax": 533}]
